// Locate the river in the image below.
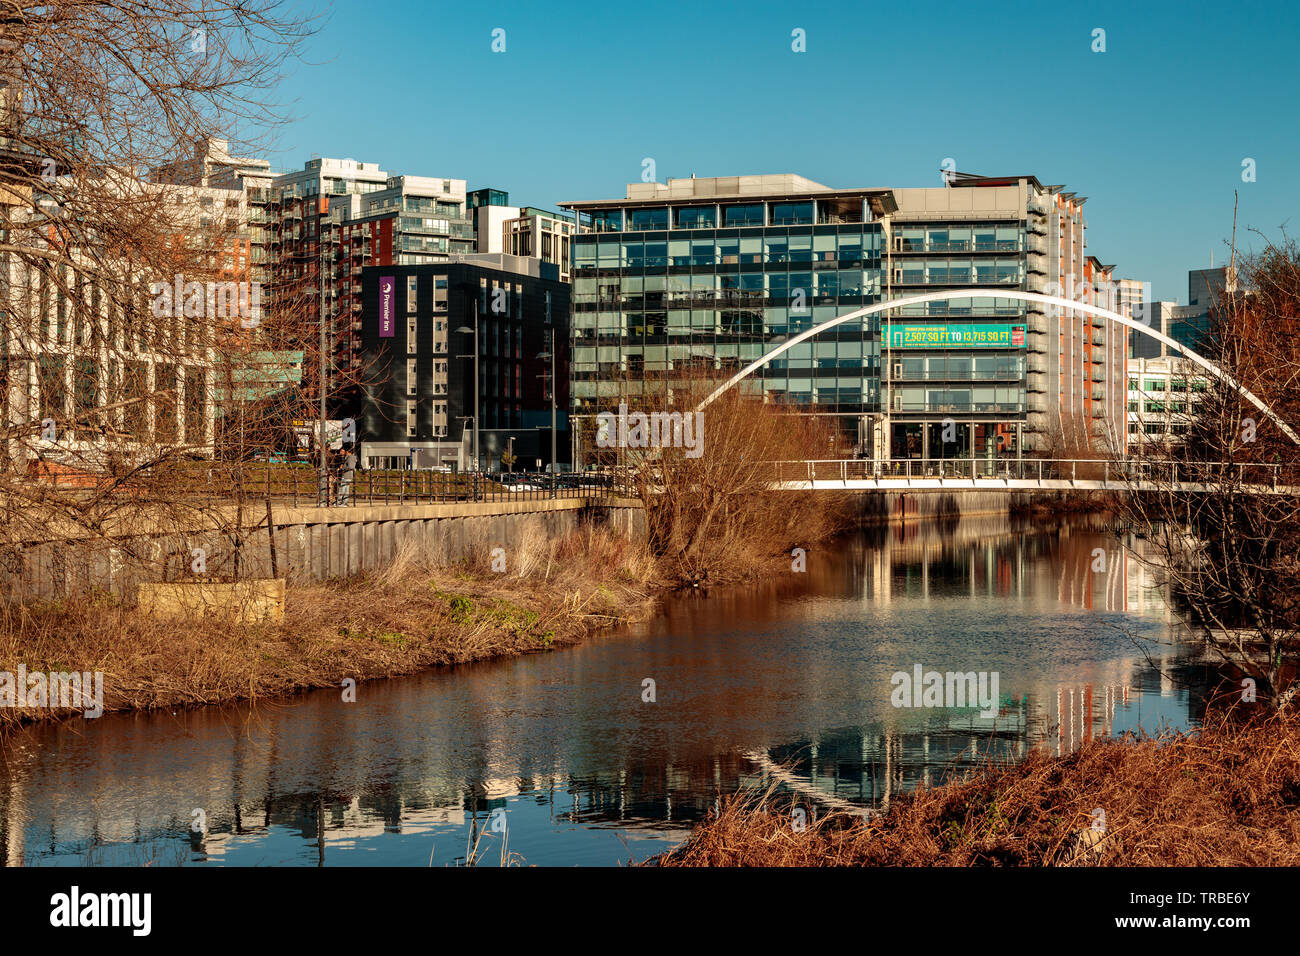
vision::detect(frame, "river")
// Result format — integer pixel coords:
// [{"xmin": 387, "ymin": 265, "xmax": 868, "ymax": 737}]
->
[{"xmin": 0, "ymin": 514, "xmax": 1209, "ymax": 867}]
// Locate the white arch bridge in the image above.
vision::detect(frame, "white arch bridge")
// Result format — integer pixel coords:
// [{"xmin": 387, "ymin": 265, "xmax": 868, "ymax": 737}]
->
[{"xmin": 695, "ymin": 288, "xmax": 1300, "ymax": 446}]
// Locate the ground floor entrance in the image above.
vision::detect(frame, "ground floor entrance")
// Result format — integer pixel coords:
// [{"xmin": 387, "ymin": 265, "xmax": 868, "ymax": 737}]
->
[{"xmin": 888, "ymin": 420, "xmax": 1023, "ymax": 463}]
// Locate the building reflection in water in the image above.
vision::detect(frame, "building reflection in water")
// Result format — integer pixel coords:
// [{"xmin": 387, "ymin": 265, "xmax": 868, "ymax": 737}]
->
[{"xmin": 0, "ymin": 515, "xmax": 1207, "ymax": 866}]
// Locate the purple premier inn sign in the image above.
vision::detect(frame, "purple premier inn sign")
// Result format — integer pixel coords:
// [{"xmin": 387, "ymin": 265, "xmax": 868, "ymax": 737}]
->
[{"xmin": 379, "ymin": 275, "xmax": 395, "ymax": 337}]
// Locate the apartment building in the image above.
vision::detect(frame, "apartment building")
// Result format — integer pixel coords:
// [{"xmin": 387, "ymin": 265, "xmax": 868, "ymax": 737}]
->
[
  {"xmin": 0, "ymin": 174, "xmax": 244, "ymax": 465},
  {"xmin": 888, "ymin": 173, "xmax": 1124, "ymax": 456},
  {"xmin": 151, "ymin": 136, "xmax": 275, "ymax": 290},
  {"xmin": 355, "ymin": 254, "xmax": 570, "ymax": 471},
  {"xmin": 1113, "ymin": 277, "xmax": 1149, "ymax": 323},
  {"xmin": 505, "ymin": 207, "xmax": 577, "ymax": 282},
  {"xmin": 469, "ymin": 188, "xmax": 579, "ymax": 281},
  {"xmin": 261, "ymin": 158, "xmax": 476, "ymax": 376},
  {"xmin": 1126, "ymin": 355, "xmax": 1206, "ymax": 445}
]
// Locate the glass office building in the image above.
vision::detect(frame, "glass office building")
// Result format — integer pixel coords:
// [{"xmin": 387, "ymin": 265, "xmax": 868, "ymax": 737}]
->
[
  {"xmin": 562, "ymin": 173, "xmax": 1125, "ymax": 461},
  {"xmin": 562, "ymin": 175, "xmax": 896, "ymax": 454}
]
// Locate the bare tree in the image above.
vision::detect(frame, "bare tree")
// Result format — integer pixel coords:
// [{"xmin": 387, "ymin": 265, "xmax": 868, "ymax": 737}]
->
[
  {"xmin": 1113, "ymin": 236, "xmax": 1300, "ymax": 709},
  {"xmin": 614, "ymin": 373, "xmax": 847, "ymax": 587},
  {"xmin": 0, "ymin": 1, "xmax": 315, "ymax": 591}
]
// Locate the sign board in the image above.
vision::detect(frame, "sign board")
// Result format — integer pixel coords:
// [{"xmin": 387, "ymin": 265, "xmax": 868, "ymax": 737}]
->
[
  {"xmin": 887, "ymin": 323, "xmax": 1026, "ymax": 348},
  {"xmin": 292, "ymin": 419, "xmax": 347, "ymax": 451},
  {"xmin": 379, "ymin": 275, "xmax": 395, "ymax": 338}
]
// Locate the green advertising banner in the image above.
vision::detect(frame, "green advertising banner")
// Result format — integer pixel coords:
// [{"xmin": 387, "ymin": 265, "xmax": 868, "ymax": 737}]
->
[{"xmin": 887, "ymin": 323, "xmax": 1026, "ymax": 349}]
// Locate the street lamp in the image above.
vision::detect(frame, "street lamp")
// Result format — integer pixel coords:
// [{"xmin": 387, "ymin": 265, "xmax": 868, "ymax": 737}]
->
[
  {"xmin": 455, "ymin": 318, "xmax": 480, "ymax": 478},
  {"xmin": 537, "ymin": 291, "xmax": 559, "ymax": 498},
  {"xmin": 537, "ymin": 346, "xmax": 557, "ymax": 498}
]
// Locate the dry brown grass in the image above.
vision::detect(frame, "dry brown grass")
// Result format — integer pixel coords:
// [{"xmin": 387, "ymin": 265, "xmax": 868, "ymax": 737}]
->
[
  {"xmin": 0, "ymin": 526, "xmax": 657, "ymax": 728},
  {"xmin": 657, "ymin": 711, "xmax": 1300, "ymax": 866}
]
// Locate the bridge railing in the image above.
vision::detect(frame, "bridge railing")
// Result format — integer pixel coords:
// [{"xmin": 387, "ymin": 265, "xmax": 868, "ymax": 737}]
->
[{"xmin": 770, "ymin": 458, "xmax": 1286, "ymax": 488}]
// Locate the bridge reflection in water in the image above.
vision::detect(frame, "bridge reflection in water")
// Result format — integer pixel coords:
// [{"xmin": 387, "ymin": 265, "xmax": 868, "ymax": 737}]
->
[{"xmin": 0, "ymin": 516, "xmax": 1207, "ymax": 866}]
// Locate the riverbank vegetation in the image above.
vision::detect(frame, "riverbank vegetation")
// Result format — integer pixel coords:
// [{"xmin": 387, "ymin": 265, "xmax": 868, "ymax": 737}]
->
[
  {"xmin": 0, "ymin": 524, "xmax": 656, "ymax": 728},
  {"xmin": 658, "ymin": 710, "xmax": 1300, "ymax": 866},
  {"xmin": 623, "ymin": 378, "xmax": 859, "ymax": 587}
]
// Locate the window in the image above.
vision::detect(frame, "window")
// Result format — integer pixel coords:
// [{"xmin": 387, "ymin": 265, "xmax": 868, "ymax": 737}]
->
[
  {"xmin": 722, "ymin": 203, "xmax": 764, "ymax": 227},
  {"xmin": 675, "ymin": 206, "xmax": 715, "ymax": 229},
  {"xmin": 407, "ymin": 318, "xmax": 418, "ymax": 353},
  {"xmin": 770, "ymin": 201, "xmax": 813, "ymax": 225},
  {"xmin": 407, "ymin": 358, "xmax": 417, "ymax": 396},
  {"xmin": 406, "ymin": 400, "xmax": 416, "ymax": 436},
  {"xmin": 406, "ymin": 276, "xmax": 417, "ymax": 312},
  {"xmin": 591, "ymin": 210, "xmax": 623, "ymax": 232},
  {"xmin": 629, "ymin": 207, "xmax": 668, "ymax": 231}
]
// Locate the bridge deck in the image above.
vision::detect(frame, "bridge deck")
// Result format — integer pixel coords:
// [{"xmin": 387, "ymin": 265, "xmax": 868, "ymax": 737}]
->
[
  {"xmin": 774, "ymin": 478, "xmax": 1291, "ymax": 493},
  {"xmin": 768, "ymin": 459, "xmax": 1296, "ymax": 495}
]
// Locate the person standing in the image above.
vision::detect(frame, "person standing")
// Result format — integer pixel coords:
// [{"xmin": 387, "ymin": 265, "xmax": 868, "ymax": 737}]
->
[{"xmin": 336, "ymin": 446, "xmax": 357, "ymax": 506}]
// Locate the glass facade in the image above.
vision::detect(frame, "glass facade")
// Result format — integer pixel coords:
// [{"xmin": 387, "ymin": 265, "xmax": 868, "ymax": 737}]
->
[
  {"xmin": 569, "ymin": 200, "xmax": 886, "ymax": 418},
  {"xmin": 885, "ymin": 220, "xmax": 1028, "ymax": 426}
]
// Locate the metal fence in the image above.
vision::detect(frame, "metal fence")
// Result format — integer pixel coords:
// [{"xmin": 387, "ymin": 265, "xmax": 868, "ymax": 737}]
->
[
  {"xmin": 307, "ymin": 470, "xmax": 620, "ymax": 508},
  {"xmin": 771, "ymin": 458, "xmax": 1289, "ymax": 489}
]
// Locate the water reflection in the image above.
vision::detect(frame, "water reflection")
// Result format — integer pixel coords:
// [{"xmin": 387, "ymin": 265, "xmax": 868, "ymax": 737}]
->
[{"xmin": 0, "ymin": 515, "xmax": 1207, "ymax": 867}]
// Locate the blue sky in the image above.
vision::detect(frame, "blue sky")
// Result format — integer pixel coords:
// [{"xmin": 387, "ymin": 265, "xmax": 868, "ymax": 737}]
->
[{"xmin": 258, "ymin": 0, "xmax": 1300, "ymax": 303}]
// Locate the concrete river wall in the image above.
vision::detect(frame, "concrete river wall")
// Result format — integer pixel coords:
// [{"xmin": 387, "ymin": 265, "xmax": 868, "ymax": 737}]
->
[
  {"xmin": 0, "ymin": 487, "xmax": 1066, "ymax": 602},
  {"xmin": 0, "ymin": 498, "xmax": 646, "ymax": 602}
]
